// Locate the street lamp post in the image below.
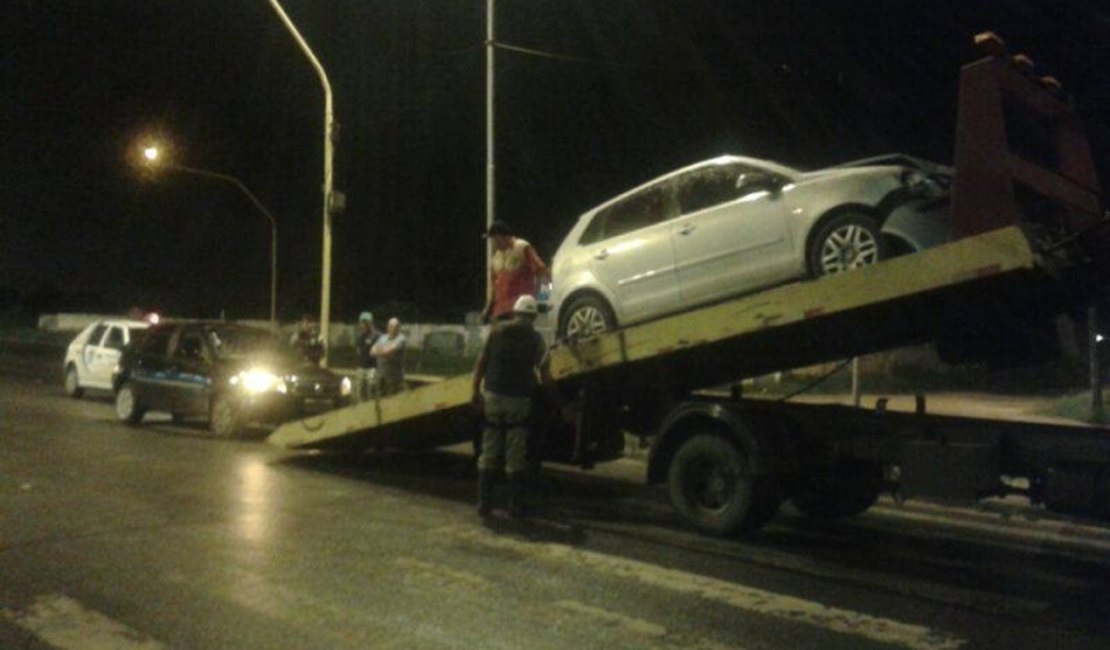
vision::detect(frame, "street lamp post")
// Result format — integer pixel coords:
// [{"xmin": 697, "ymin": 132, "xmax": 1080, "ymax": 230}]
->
[
  {"xmin": 266, "ymin": 0, "xmax": 336, "ymax": 366},
  {"xmin": 486, "ymin": 0, "xmax": 496, "ymax": 303},
  {"xmin": 142, "ymin": 147, "xmax": 278, "ymax": 328}
]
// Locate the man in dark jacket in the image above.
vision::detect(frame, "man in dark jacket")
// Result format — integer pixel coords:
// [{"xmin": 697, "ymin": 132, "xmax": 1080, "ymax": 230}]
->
[
  {"xmin": 290, "ymin": 314, "xmax": 325, "ymax": 366},
  {"xmin": 354, "ymin": 311, "xmax": 380, "ymax": 402},
  {"xmin": 471, "ymin": 294, "xmax": 557, "ymax": 517}
]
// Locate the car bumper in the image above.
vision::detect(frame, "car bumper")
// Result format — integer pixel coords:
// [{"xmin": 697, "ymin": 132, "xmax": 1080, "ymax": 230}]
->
[{"xmin": 240, "ymin": 392, "xmax": 351, "ymax": 424}]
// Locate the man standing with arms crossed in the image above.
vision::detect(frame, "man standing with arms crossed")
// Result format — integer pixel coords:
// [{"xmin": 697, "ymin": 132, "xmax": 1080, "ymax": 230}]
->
[{"xmin": 471, "ymin": 295, "xmax": 558, "ymax": 518}]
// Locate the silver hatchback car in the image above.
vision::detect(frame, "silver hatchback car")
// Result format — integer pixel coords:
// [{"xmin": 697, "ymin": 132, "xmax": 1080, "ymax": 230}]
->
[{"xmin": 550, "ymin": 154, "xmax": 951, "ymax": 338}]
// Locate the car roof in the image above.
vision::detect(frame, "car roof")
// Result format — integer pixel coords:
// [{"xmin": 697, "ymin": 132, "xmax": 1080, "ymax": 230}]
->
[
  {"xmin": 579, "ymin": 154, "xmax": 800, "ymax": 221},
  {"xmin": 152, "ymin": 320, "xmax": 274, "ymax": 335}
]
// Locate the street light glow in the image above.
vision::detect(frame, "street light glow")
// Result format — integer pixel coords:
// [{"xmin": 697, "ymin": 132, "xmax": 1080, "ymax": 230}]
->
[{"xmin": 130, "ymin": 135, "xmax": 279, "ymax": 327}]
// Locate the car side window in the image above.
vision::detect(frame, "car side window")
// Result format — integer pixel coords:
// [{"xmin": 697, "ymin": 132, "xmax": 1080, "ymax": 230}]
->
[
  {"xmin": 104, "ymin": 327, "xmax": 126, "ymax": 350},
  {"xmin": 676, "ymin": 164, "xmax": 757, "ymax": 215},
  {"xmin": 88, "ymin": 324, "xmax": 108, "ymax": 347},
  {"xmin": 138, "ymin": 327, "xmax": 174, "ymax": 357},
  {"xmin": 585, "ymin": 185, "xmax": 673, "ymax": 244}
]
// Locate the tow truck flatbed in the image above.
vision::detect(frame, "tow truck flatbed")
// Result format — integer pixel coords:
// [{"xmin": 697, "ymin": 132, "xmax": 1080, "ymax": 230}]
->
[{"xmin": 269, "ymin": 225, "xmax": 1047, "ymax": 451}]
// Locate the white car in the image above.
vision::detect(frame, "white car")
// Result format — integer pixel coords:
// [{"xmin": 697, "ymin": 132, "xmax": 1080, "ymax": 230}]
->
[
  {"xmin": 63, "ymin": 319, "xmax": 151, "ymax": 397},
  {"xmin": 550, "ymin": 154, "xmax": 951, "ymax": 338}
]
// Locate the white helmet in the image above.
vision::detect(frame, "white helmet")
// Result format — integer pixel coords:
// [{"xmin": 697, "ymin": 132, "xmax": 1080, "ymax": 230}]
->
[{"xmin": 513, "ymin": 294, "xmax": 538, "ymax": 316}]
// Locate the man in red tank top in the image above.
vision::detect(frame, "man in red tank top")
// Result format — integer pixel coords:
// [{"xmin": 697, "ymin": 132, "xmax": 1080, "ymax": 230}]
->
[{"xmin": 482, "ymin": 220, "xmax": 550, "ymax": 322}]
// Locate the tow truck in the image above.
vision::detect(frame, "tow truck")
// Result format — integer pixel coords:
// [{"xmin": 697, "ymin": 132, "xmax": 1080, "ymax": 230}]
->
[{"xmin": 270, "ymin": 33, "xmax": 1109, "ymax": 535}]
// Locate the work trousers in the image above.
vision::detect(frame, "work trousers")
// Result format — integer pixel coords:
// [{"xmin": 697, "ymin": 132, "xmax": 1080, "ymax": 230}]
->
[
  {"xmin": 354, "ymin": 367, "xmax": 377, "ymax": 402},
  {"xmin": 478, "ymin": 391, "xmax": 532, "ymax": 475}
]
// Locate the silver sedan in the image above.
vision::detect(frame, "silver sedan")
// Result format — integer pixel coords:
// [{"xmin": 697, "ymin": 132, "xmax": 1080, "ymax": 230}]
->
[{"xmin": 550, "ymin": 154, "xmax": 951, "ymax": 339}]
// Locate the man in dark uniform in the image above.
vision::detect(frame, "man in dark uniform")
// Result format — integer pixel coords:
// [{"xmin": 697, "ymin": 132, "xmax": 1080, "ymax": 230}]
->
[
  {"xmin": 290, "ymin": 314, "xmax": 325, "ymax": 366},
  {"xmin": 471, "ymin": 294, "xmax": 558, "ymax": 517}
]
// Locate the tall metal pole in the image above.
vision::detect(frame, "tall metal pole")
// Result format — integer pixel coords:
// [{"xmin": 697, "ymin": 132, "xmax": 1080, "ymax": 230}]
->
[
  {"xmin": 485, "ymin": 0, "xmax": 496, "ymax": 304},
  {"xmin": 167, "ymin": 165, "xmax": 278, "ymax": 329},
  {"xmin": 1090, "ymin": 305, "xmax": 1104, "ymax": 422},
  {"xmin": 267, "ymin": 0, "xmax": 335, "ymax": 366}
]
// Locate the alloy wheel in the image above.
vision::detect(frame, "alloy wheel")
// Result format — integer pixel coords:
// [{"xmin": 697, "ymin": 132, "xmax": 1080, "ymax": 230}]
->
[{"xmin": 819, "ymin": 224, "xmax": 879, "ymax": 274}]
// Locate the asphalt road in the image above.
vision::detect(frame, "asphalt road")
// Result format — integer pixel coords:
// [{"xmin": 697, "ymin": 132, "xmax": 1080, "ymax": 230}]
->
[{"xmin": 2, "ymin": 342, "xmax": 1109, "ymax": 649}]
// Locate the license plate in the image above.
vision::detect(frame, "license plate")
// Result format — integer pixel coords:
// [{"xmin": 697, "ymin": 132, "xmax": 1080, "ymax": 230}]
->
[{"xmin": 303, "ymin": 397, "xmax": 335, "ymax": 412}]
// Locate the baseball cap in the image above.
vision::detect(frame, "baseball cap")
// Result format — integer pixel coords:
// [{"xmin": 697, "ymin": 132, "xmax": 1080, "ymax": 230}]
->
[
  {"xmin": 513, "ymin": 295, "xmax": 538, "ymax": 315},
  {"xmin": 483, "ymin": 220, "xmax": 511, "ymax": 238}
]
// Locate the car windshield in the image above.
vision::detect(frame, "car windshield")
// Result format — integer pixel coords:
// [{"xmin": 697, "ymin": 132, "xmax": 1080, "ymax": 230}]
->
[{"xmin": 206, "ymin": 326, "xmax": 284, "ymax": 361}]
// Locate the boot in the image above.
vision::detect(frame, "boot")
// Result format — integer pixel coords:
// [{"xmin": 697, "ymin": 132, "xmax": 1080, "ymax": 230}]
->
[
  {"xmin": 477, "ymin": 471, "xmax": 497, "ymax": 517},
  {"xmin": 506, "ymin": 473, "xmax": 528, "ymax": 519}
]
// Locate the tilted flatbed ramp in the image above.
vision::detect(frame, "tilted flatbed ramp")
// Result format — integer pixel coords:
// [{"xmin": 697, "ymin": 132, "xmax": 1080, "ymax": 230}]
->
[{"xmin": 269, "ymin": 226, "xmax": 1062, "ymax": 451}]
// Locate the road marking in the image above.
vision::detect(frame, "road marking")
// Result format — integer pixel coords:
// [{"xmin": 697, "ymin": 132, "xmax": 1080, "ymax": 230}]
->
[
  {"xmin": 451, "ymin": 528, "xmax": 966, "ymax": 650},
  {"xmin": 554, "ymin": 599, "xmax": 668, "ymax": 638},
  {"xmin": 566, "ymin": 517, "xmax": 1048, "ymax": 616},
  {"xmin": 394, "ymin": 556, "xmax": 494, "ymax": 592},
  {"xmin": 868, "ymin": 503, "xmax": 1110, "ymax": 558},
  {"xmin": 2, "ymin": 594, "xmax": 165, "ymax": 650}
]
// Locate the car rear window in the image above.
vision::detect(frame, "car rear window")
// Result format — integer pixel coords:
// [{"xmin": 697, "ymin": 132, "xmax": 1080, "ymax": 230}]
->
[{"xmin": 138, "ymin": 326, "xmax": 174, "ymax": 356}]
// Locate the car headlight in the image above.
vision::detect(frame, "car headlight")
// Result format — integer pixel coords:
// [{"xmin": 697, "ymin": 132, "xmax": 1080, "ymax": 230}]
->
[
  {"xmin": 900, "ymin": 169, "xmax": 933, "ymax": 196},
  {"xmin": 340, "ymin": 376, "xmax": 352, "ymax": 396},
  {"xmin": 230, "ymin": 369, "xmax": 284, "ymax": 394}
]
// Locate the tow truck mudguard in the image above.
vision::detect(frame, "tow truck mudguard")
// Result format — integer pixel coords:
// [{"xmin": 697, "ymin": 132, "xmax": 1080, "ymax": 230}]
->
[{"xmin": 646, "ymin": 399, "xmax": 780, "ymax": 485}]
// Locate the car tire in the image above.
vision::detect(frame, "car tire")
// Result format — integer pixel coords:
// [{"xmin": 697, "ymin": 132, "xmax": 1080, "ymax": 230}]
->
[
  {"xmin": 64, "ymin": 365, "xmax": 84, "ymax": 399},
  {"xmin": 806, "ymin": 212, "xmax": 886, "ymax": 278},
  {"xmin": 115, "ymin": 382, "xmax": 145, "ymax": 425},
  {"xmin": 558, "ymin": 294, "xmax": 616, "ymax": 340},
  {"xmin": 667, "ymin": 433, "xmax": 780, "ymax": 535},
  {"xmin": 209, "ymin": 393, "xmax": 244, "ymax": 438}
]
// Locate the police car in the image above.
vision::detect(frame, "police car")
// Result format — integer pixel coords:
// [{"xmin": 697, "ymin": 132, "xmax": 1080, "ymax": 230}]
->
[{"xmin": 63, "ymin": 318, "xmax": 152, "ymax": 398}]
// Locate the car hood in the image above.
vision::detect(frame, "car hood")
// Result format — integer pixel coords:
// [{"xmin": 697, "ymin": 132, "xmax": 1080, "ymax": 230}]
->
[
  {"xmin": 831, "ymin": 153, "xmax": 953, "ymax": 177},
  {"xmin": 796, "ymin": 164, "xmax": 905, "ymax": 184}
]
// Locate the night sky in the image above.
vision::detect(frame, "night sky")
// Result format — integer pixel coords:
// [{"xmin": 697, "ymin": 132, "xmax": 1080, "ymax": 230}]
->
[{"xmin": 3, "ymin": 1, "xmax": 1107, "ymax": 323}]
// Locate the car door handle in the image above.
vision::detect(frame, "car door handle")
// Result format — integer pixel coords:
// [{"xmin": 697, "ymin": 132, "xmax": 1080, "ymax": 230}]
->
[
  {"xmin": 678, "ymin": 223, "xmax": 697, "ymax": 236},
  {"xmin": 594, "ymin": 249, "xmax": 609, "ymax": 261}
]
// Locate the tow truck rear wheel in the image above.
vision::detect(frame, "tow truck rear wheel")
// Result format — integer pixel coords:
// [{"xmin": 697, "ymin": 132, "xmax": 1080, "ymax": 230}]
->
[
  {"xmin": 790, "ymin": 461, "xmax": 883, "ymax": 519},
  {"xmin": 210, "ymin": 393, "xmax": 244, "ymax": 438},
  {"xmin": 667, "ymin": 433, "xmax": 780, "ymax": 535}
]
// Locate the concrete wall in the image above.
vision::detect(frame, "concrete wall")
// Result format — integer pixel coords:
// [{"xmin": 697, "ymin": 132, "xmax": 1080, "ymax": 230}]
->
[{"xmin": 37, "ymin": 313, "xmax": 123, "ymax": 333}]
